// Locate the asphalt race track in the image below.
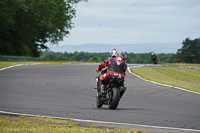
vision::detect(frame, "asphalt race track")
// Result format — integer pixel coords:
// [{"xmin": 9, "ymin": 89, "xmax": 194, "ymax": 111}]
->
[{"xmin": 0, "ymin": 63, "xmax": 200, "ymax": 132}]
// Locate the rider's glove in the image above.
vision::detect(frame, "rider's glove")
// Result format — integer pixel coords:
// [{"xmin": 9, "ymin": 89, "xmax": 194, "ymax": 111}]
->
[{"xmin": 96, "ymin": 68, "xmax": 99, "ymax": 73}]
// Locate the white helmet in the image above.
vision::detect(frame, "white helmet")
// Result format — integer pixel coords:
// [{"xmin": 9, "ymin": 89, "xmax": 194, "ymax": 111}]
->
[{"xmin": 111, "ymin": 49, "xmax": 117, "ymax": 57}]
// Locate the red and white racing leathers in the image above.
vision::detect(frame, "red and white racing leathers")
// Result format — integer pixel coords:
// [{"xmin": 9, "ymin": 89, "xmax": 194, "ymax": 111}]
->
[{"xmin": 97, "ymin": 56, "xmax": 127, "ymax": 83}]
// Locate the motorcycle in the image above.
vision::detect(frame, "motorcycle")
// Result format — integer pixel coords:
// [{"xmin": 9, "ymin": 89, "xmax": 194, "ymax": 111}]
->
[
  {"xmin": 152, "ymin": 58, "xmax": 157, "ymax": 64},
  {"xmin": 94, "ymin": 69, "xmax": 124, "ymax": 109}
]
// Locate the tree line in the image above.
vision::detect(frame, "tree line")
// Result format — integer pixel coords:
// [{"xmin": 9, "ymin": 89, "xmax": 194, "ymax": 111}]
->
[
  {"xmin": 40, "ymin": 36, "xmax": 200, "ymax": 64},
  {"xmin": 39, "ymin": 37, "xmax": 200, "ymax": 64},
  {"xmin": 39, "ymin": 51, "xmax": 175, "ymax": 64}
]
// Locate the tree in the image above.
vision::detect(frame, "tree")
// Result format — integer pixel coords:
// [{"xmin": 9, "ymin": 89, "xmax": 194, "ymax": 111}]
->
[
  {"xmin": 174, "ymin": 38, "xmax": 200, "ymax": 63},
  {"xmin": 0, "ymin": 0, "xmax": 87, "ymax": 57}
]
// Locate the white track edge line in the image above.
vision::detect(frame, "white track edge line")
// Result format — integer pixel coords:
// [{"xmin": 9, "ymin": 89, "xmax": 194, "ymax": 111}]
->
[
  {"xmin": 0, "ymin": 64, "xmax": 24, "ymax": 71},
  {"xmin": 128, "ymin": 66, "xmax": 200, "ymax": 95},
  {"xmin": 0, "ymin": 111, "xmax": 200, "ymax": 132}
]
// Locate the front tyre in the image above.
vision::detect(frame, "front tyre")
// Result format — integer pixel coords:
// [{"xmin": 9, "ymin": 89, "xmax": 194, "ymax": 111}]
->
[
  {"xmin": 108, "ymin": 87, "xmax": 120, "ymax": 109},
  {"xmin": 96, "ymin": 97, "xmax": 103, "ymax": 108}
]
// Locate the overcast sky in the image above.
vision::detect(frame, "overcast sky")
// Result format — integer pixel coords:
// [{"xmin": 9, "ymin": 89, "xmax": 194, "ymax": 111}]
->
[{"xmin": 50, "ymin": 0, "xmax": 200, "ymax": 53}]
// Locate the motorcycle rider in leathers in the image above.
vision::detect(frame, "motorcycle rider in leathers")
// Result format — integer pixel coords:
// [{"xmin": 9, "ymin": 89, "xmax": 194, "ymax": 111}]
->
[
  {"xmin": 151, "ymin": 52, "xmax": 157, "ymax": 64},
  {"xmin": 96, "ymin": 49, "xmax": 127, "ymax": 99}
]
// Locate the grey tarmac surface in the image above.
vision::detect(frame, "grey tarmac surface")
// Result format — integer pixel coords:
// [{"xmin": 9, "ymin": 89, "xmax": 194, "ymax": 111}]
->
[{"xmin": 0, "ymin": 63, "xmax": 200, "ymax": 133}]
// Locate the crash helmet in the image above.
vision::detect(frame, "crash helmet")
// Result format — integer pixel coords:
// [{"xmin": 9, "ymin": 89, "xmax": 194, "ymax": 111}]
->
[{"xmin": 111, "ymin": 49, "xmax": 117, "ymax": 57}]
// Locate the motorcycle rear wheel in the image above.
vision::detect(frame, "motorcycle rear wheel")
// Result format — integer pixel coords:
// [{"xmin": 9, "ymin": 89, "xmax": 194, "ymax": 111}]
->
[{"xmin": 108, "ymin": 87, "xmax": 120, "ymax": 109}]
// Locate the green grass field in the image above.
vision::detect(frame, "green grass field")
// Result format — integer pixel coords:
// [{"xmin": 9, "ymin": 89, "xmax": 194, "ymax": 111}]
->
[
  {"xmin": 0, "ymin": 116, "xmax": 145, "ymax": 133},
  {"xmin": 130, "ymin": 66, "xmax": 200, "ymax": 93},
  {"xmin": 0, "ymin": 61, "xmax": 93, "ymax": 69},
  {"xmin": 162, "ymin": 63, "xmax": 200, "ymax": 67}
]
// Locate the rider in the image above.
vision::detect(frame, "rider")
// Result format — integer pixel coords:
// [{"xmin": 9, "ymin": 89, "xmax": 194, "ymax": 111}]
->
[
  {"xmin": 151, "ymin": 52, "xmax": 157, "ymax": 64},
  {"xmin": 96, "ymin": 49, "xmax": 127, "ymax": 99}
]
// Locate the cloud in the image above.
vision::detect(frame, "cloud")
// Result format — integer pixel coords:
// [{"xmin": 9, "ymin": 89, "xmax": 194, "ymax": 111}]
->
[{"xmin": 58, "ymin": 0, "xmax": 200, "ymax": 52}]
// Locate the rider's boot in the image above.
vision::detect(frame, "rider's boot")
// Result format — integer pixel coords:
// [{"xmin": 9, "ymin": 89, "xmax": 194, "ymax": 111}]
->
[{"xmin": 119, "ymin": 85, "xmax": 126, "ymax": 99}]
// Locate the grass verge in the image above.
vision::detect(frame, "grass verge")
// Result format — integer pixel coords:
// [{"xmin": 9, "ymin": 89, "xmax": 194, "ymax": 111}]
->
[
  {"xmin": 162, "ymin": 63, "xmax": 200, "ymax": 67},
  {"xmin": 0, "ymin": 115, "xmax": 145, "ymax": 133},
  {"xmin": 130, "ymin": 66, "xmax": 200, "ymax": 93},
  {"xmin": 0, "ymin": 61, "xmax": 94, "ymax": 69}
]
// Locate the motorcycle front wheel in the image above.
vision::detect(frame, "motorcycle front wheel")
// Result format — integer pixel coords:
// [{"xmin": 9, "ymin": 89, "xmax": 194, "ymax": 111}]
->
[
  {"xmin": 96, "ymin": 96, "xmax": 103, "ymax": 108},
  {"xmin": 108, "ymin": 87, "xmax": 120, "ymax": 109}
]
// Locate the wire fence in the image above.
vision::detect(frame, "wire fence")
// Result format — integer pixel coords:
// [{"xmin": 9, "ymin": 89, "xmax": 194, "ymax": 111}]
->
[{"xmin": 0, "ymin": 55, "xmax": 39, "ymax": 61}]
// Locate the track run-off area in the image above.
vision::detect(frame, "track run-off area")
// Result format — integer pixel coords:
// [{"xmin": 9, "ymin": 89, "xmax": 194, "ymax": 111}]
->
[{"xmin": 0, "ymin": 63, "xmax": 200, "ymax": 133}]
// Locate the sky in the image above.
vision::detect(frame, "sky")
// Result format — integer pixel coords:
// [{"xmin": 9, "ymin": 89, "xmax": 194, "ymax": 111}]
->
[{"xmin": 49, "ymin": 0, "xmax": 200, "ymax": 53}]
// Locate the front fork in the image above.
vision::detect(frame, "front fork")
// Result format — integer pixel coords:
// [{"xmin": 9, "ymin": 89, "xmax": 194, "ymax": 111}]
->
[{"xmin": 95, "ymin": 77, "xmax": 100, "ymax": 93}]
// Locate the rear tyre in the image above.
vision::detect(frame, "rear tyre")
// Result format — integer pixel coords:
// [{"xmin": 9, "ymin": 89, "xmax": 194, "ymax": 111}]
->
[
  {"xmin": 108, "ymin": 87, "xmax": 120, "ymax": 109},
  {"xmin": 153, "ymin": 59, "xmax": 157, "ymax": 64},
  {"xmin": 154, "ymin": 60, "xmax": 157, "ymax": 64}
]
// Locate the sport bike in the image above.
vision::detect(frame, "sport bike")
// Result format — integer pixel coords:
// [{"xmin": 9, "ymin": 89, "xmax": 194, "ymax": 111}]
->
[
  {"xmin": 152, "ymin": 58, "xmax": 157, "ymax": 64},
  {"xmin": 94, "ymin": 70, "xmax": 124, "ymax": 109}
]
